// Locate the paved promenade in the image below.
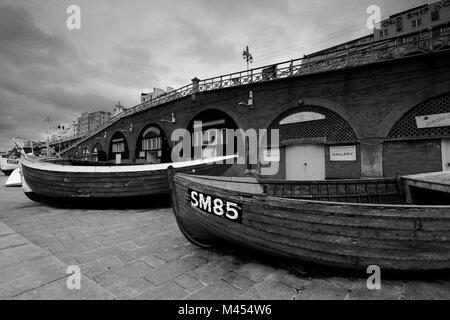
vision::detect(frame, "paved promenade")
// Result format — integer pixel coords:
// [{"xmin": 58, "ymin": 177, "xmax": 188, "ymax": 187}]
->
[{"xmin": 1, "ymin": 175, "xmax": 450, "ymax": 300}]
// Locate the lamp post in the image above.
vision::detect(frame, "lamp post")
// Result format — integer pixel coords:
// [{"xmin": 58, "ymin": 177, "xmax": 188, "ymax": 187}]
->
[{"xmin": 242, "ymin": 46, "xmax": 253, "ymax": 71}]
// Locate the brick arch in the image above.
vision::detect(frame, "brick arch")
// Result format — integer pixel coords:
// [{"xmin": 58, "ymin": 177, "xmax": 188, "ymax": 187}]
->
[
  {"xmin": 267, "ymin": 105, "xmax": 358, "ymax": 144},
  {"xmin": 380, "ymin": 83, "xmax": 450, "ymax": 138},
  {"xmin": 387, "ymin": 92, "xmax": 450, "ymax": 140},
  {"xmin": 260, "ymin": 97, "xmax": 359, "ymax": 137},
  {"xmin": 108, "ymin": 131, "xmax": 129, "ymax": 160},
  {"xmin": 92, "ymin": 142, "xmax": 107, "ymax": 162},
  {"xmin": 185, "ymin": 106, "xmax": 244, "ymax": 132},
  {"xmin": 135, "ymin": 123, "xmax": 171, "ymax": 163}
]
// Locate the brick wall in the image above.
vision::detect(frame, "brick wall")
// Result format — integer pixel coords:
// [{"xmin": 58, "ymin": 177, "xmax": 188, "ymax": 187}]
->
[
  {"xmin": 65, "ymin": 51, "xmax": 450, "ymax": 177},
  {"xmin": 383, "ymin": 140, "xmax": 442, "ymax": 176}
]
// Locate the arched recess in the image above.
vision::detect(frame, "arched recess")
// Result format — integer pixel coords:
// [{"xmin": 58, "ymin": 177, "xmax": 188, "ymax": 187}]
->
[
  {"xmin": 387, "ymin": 93, "xmax": 450, "ymax": 140},
  {"xmin": 266, "ymin": 105, "xmax": 359, "ymax": 180},
  {"xmin": 268, "ymin": 105, "xmax": 358, "ymax": 144},
  {"xmin": 186, "ymin": 109, "xmax": 239, "ymax": 159},
  {"xmin": 92, "ymin": 142, "xmax": 107, "ymax": 162},
  {"xmin": 109, "ymin": 132, "xmax": 129, "ymax": 164},
  {"xmin": 384, "ymin": 93, "xmax": 450, "ymax": 176},
  {"xmin": 135, "ymin": 124, "xmax": 171, "ymax": 164}
]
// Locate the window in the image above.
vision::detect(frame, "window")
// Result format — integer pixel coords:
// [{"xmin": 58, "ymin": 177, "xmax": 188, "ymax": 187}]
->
[
  {"xmin": 412, "ymin": 19, "xmax": 422, "ymax": 28},
  {"xmin": 112, "ymin": 142, "xmax": 125, "ymax": 153},
  {"xmin": 384, "ymin": 29, "xmax": 388, "ymax": 37},
  {"xmin": 431, "ymin": 10, "xmax": 440, "ymax": 22},
  {"xmin": 396, "ymin": 20, "xmax": 403, "ymax": 33},
  {"xmin": 379, "ymin": 31, "xmax": 384, "ymax": 38},
  {"xmin": 142, "ymin": 137, "xmax": 161, "ymax": 151}
]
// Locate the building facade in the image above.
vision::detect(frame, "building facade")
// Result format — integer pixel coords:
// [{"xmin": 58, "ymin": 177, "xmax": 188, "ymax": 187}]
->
[
  {"xmin": 141, "ymin": 87, "xmax": 174, "ymax": 103},
  {"xmin": 375, "ymin": 0, "xmax": 450, "ymax": 41},
  {"xmin": 77, "ymin": 111, "xmax": 111, "ymax": 135}
]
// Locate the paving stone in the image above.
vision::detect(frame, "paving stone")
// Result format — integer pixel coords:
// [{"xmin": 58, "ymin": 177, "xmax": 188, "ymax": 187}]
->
[
  {"xmin": 98, "ymin": 256, "xmax": 123, "ymax": 270},
  {"xmin": 187, "ymin": 279, "xmax": 242, "ymax": 300},
  {"xmin": 222, "ymin": 272, "xmax": 256, "ymax": 293},
  {"xmin": 74, "ymin": 246, "xmax": 124, "ymax": 264},
  {"xmin": 234, "ymin": 262, "xmax": 277, "ymax": 283},
  {"xmin": 266, "ymin": 270, "xmax": 310, "ymax": 290},
  {"xmin": 403, "ymin": 281, "xmax": 450, "ymax": 300},
  {"xmin": 347, "ymin": 280, "xmax": 404, "ymax": 300},
  {"xmin": 239, "ymin": 276, "xmax": 297, "ymax": 300},
  {"xmin": 294, "ymin": 278, "xmax": 351, "ymax": 300},
  {"xmin": 118, "ymin": 241, "xmax": 140, "ymax": 251},
  {"xmin": 0, "ymin": 233, "xmax": 28, "ymax": 250},
  {"xmin": 134, "ymin": 281, "xmax": 189, "ymax": 300},
  {"xmin": 175, "ymin": 274, "xmax": 206, "ymax": 293},
  {"xmin": 188, "ymin": 260, "xmax": 239, "ymax": 285},
  {"xmin": 13, "ymin": 277, "xmax": 116, "ymax": 300},
  {"xmin": 141, "ymin": 255, "xmax": 167, "ymax": 269},
  {"xmin": 145, "ymin": 259, "xmax": 198, "ymax": 285},
  {"xmin": 81, "ymin": 260, "xmax": 107, "ymax": 278},
  {"xmin": 94, "ymin": 261, "xmax": 154, "ymax": 287}
]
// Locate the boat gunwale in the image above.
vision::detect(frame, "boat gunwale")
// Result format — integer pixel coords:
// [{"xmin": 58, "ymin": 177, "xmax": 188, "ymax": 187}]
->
[
  {"xmin": 174, "ymin": 173, "xmax": 450, "ymax": 210},
  {"xmin": 20, "ymin": 155, "xmax": 237, "ymax": 174}
]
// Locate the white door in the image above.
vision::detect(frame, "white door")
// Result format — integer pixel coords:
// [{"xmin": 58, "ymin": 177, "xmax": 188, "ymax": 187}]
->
[
  {"xmin": 442, "ymin": 139, "xmax": 450, "ymax": 171},
  {"xmin": 286, "ymin": 145, "xmax": 325, "ymax": 181},
  {"xmin": 115, "ymin": 153, "xmax": 122, "ymax": 165}
]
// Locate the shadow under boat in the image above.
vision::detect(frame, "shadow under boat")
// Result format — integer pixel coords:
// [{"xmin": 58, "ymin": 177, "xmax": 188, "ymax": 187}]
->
[
  {"xmin": 20, "ymin": 155, "xmax": 236, "ymax": 209},
  {"xmin": 168, "ymin": 168, "xmax": 450, "ymax": 272}
]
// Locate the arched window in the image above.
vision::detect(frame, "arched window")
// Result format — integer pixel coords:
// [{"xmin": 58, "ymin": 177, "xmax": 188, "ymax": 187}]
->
[
  {"xmin": 92, "ymin": 143, "xmax": 106, "ymax": 162},
  {"xmin": 109, "ymin": 132, "xmax": 129, "ymax": 164},
  {"xmin": 136, "ymin": 125, "xmax": 168, "ymax": 164},
  {"xmin": 187, "ymin": 109, "xmax": 238, "ymax": 160}
]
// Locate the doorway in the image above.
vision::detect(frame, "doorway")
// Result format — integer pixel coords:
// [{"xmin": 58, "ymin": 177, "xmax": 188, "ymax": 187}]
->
[
  {"xmin": 286, "ymin": 145, "xmax": 325, "ymax": 181},
  {"xmin": 115, "ymin": 153, "xmax": 122, "ymax": 165}
]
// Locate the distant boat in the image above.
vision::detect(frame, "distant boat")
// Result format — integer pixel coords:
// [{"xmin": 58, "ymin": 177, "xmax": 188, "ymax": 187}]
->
[
  {"xmin": 0, "ymin": 157, "xmax": 19, "ymax": 176},
  {"xmin": 168, "ymin": 170, "xmax": 450, "ymax": 271},
  {"xmin": 5, "ymin": 168, "xmax": 21, "ymax": 187},
  {"xmin": 20, "ymin": 155, "xmax": 235, "ymax": 207}
]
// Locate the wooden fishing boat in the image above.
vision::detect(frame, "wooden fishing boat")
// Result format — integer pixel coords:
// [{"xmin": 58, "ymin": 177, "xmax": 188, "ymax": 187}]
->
[
  {"xmin": 168, "ymin": 170, "xmax": 450, "ymax": 271},
  {"xmin": 20, "ymin": 155, "xmax": 235, "ymax": 207}
]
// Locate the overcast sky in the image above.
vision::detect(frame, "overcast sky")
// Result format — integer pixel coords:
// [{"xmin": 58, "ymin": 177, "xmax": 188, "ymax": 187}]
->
[{"xmin": 0, "ymin": 0, "xmax": 424, "ymax": 151}]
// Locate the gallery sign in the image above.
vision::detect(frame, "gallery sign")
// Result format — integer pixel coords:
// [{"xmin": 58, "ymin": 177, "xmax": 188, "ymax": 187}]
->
[
  {"xmin": 330, "ymin": 146, "xmax": 356, "ymax": 161},
  {"xmin": 279, "ymin": 112, "xmax": 326, "ymax": 125},
  {"xmin": 415, "ymin": 113, "xmax": 450, "ymax": 129}
]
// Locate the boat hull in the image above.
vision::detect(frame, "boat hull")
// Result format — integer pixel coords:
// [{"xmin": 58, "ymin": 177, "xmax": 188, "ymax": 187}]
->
[
  {"xmin": 1, "ymin": 158, "xmax": 19, "ymax": 176},
  {"xmin": 169, "ymin": 173, "xmax": 450, "ymax": 271},
  {"xmin": 21, "ymin": 156, "xmax": 233, "ymax": 207}
]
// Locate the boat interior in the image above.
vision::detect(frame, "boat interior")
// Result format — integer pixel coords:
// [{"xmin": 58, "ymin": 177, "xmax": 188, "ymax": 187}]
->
[{"xmin": 178, "ymin": 173, "xmax": 450, "ymax": 206}]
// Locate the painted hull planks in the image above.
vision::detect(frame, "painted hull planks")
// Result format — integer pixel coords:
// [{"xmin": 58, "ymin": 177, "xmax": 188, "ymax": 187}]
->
[
  {"xmin": 168, "ymin": 171, "xmax": 450, "ymax": 271},
  {"xmin": 21, "ymin": 155, "xmax": 235, "ymax": 207}
]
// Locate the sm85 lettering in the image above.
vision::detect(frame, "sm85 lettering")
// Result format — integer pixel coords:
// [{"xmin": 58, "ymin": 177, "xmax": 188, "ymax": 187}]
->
[{"xmin": 189, "ymin": 189, "xmax": 242, "ymax": 223}]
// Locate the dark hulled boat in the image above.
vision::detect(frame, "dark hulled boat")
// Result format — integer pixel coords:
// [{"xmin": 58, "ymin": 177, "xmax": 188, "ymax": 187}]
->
[
  {"xmin": 21, "ymin": 155, "xmax": 235, "ymax": 207},
  {"xmin": 168, "ymin": 170, "xmax": 450, "ymax": 271}
]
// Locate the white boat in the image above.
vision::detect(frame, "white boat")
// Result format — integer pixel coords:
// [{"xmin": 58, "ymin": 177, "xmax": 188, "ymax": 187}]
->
[{"xmin": 5, "ymin": 168, "xmax": 21, "ymax": 187}]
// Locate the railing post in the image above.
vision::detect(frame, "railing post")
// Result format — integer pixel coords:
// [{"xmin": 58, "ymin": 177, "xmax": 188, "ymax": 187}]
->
[{"xmin": 191, "ymin": 77, "xmax": 200, "ymax": 102}]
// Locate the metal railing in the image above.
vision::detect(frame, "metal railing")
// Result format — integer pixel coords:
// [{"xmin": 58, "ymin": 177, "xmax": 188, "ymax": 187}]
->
[{"xmin": 59, "ymin": 28, "xmax": 450, "ymax": 155}]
